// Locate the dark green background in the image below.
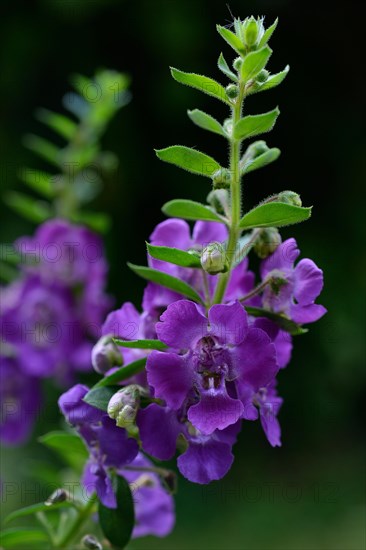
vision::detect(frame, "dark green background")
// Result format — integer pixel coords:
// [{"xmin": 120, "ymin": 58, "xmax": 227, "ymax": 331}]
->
[{"xmin": 1, "ymin": 1, "xmax": 365, "ymax": 549}]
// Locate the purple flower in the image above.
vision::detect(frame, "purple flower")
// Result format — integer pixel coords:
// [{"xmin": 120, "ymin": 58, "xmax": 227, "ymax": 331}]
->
[
  {"xmin": 0, "ymin": 355, "xmax": 41, "ymax": 446},
  {"xmin": 1, "ymin": 275, "xmax": 91, "ymax": 380},
  {"xmin": 121, "ymin": 453, "xmax": 175, "ymax": 538},
  {"xmin": 146, "ymin": 300, "xmax": 278, "ymax": 435},
  {"xmin": 59, "ymin": 384, "xmax": 138, "ymax": 508},
  {"xmin": 260, "ymin": 238, "xmax": 326, "ymax": 324},
  {"xmin": 137, "ymin": 403, "xmax": 240, "ymax": 484}
]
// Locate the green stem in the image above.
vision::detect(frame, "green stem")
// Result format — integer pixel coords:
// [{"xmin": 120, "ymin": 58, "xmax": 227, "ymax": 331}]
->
[
  {"xmin": 54, "ymin": 495, "xmax": 96, "ymax": 549},
  {"xmin": 213, "ymin": 86, "xmax": 245, "ymax": 304}
]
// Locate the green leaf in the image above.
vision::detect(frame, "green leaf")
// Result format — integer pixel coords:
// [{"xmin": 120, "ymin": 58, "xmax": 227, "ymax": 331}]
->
[
  {"xmin": 244, "ymin": 306, "xmax": 308, "ymax": 335},
  {"xmin": 241, "ymin": 46, "xmax": 272, "ymax": 81},
  {"xmin": 128, "ymin": 263, "xmax": 203, "ymax": 303},
  {"xmin": 170, "ymin": 67, "xmax": 230, "ymax": 105},
  {"xmin": 18, "ymin": 169, "xmax": 55, "ymax": 198},
  {"xmin": 23, "ymin": 135, "xmax": 61, "ymax": 168},
  {"xmin": 187, "ymin": 109, "xmax": 225, "ymax": 136},
  {"xmin": 241, "ymin": 148, "xmax": 281, "ymax": 174},
  {"xmin": 162, "ymin": 199, "xmax": 224, "ymax": 222},
  {"xmin": 233, "ymin": 108, "xmax": 280, "ymax": 140},
  {"xmin": 36, "ymin": 108, "xmax": 77, "ymax": 141},
  {"xmin": 258, "ymin": 65, "xmax": 290, "ymax": 92},
  {"xmin": 93, "ymin": 358, "xmax": 147, "ymax": 388},
  {"xmin": 71, "ymin": 211, "xmax": 111, "ymax": 233},
  {"xmin": 217, "ymin": 53, "xmax": 237, "ymax": 81},
  {"xmin": 99, "ymin": 474, "xmax": 134, "ymax": 549},
  {"xmin": 216, "ymin": 25, "xmax": 245, "ymax": 54},
  {"xmin": 39, "ymin": 432, "xmax": 88, "ymax": 472},
  {"xmin": 156, "ymin": 146, "xmax": 221, "ymax": 177},
  {"xmin": 0, "ymin": 528, "xmax": 49, "ymax": 548},
  {"xmin": 239, "ymin": 202, "xmax": 312, "ymax": 230},
  {"xmin": 232, "ymin": 232, "xmax": 257, "ymax": 267},
  {"xmin": 147, "ymin": 243, "xmax": 201, "ymax": 268},
  {"xmin": 114, "ymin": 338, "xmax": 168, "ymax": 350},
  {"xmin": 258, "ymin": 18, "xmax": 278, "ymax": 48},
  {"xmin": 5, "ymin": 502, "xmax": 73, "ymax": 525},
  {"xmin": 83, "ymin": 386, "xmax": 120, "ymax": 411},
  {"xmin": 5, "ymin": 192, "xmax": 52, "ymax": 223}
]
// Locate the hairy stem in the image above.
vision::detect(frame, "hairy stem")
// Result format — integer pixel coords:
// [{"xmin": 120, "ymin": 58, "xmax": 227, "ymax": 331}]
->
[{"xmin": 212, "ymin": 86, "xmax": 245, "ymax": 304}]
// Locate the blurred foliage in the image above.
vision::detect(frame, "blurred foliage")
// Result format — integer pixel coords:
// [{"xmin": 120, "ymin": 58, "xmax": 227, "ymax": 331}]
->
[{"xmin": 0, "ymin": 0, "xmax": 365, "ymax": 549}]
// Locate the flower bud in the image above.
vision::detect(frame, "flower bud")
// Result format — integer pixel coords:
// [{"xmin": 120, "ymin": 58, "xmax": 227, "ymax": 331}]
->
[
  {"xmin": 256, "ymin": 69, "xmax": 269, "ymax": 83},
  {"xmin": 45, "ymin": 488, "xmax": 69, "ymax": 506},
  {"xmin": 240, "ymin": 140, "xmax": 269, "ymax": 170},
  {"xmin": 107, "ymin": 385, "xmax": 142, "ymax": 428},
  {"xmin": 243, "ymin": 16, "xmax": 259, "ymax": 47},
  {"xmin": 207, "ymin": 189, "xmax": 229, "ymax": 216},
  {"xmin": 91, "ymin": 334, "xmax": 123, "ymax": 374},
  {"xmin": 201, "ymin": 242, "xmax": 228, "ymax": 275},
  {"xmin": 254, "ymin": 228, "xmax": 282, "ymax": 259},
  {"xmin": 225, "ymin": 84, "xmax": 239, "ymax": 99},
  {"xmin": 277, "ymin": 190, "xmax": 302, "ymax": 207},
  {"xmin": 233, "ymin": 57, "xmax": 243, "ymax": 71},
  {"xmin": 212, "ymin": 167, "xmax": 231, "ymax": 189},
  {"xmin": 81, "ymin": 534, "xmax": 103, "ymax": 550}
]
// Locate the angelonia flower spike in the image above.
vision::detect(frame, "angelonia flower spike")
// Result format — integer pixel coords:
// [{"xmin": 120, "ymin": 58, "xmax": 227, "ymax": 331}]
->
[{"xmin": 2, "ymin": 16, "xmax": 326, "ymax": 549}]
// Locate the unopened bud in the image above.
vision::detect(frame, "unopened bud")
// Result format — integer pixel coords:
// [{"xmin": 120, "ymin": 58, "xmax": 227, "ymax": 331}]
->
[
  {"xmin": 212, "ymin": 167, "xmax": 231, "ymax": 189},
  {"xmin": 254, "ymin": 228, "xmax": 282, "ymax": 259},
  {"xmin": 243, "ymin": 16, "xmax": 259, "ymax": 47},
  {"xmin": 256, "ymin": 69, "xmax": 269, "ymax": 83},
  {"xmin": 45, "ymin": 488, "xmax": 69, "ymax": 506},
  {"xmin": 233, "ymin": 57, "xmax": 243, "ymax": 71},
  {"xmin": 277, "ymin": 190, "xmax": 302, "ymax": 207},
  {"xmin": 207, "ymin": 189, "xmax": 229, "ymax": 216},
  {"xmin": 107, "ymin": 385, "xmax": 142, "ymax": 428},
  {"xmin": 81, "ymin": 534, "xmax": 103, "ymax": 550},
  {"xmin": 201, "ymin": 242, "xmax": 228, "ymax": 275},
  {"xmin": 240, "ymin": 140, "xmax": 269, "ymax": 170},
  {"xmin": 91, "ymin": 334, "xmax": 123, "ymax": 374},
  {"xmin": 226, "ymin": 84, "xmax": 239, "ymax": 99}
]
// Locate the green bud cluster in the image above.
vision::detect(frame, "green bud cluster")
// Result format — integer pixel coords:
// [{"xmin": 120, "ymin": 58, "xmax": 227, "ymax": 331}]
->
[
  {"xmin": 201, "ymin": 242, "xmax": 229, "ymax": 275},
  {"xmin": 254, "ymin": 227, "xmax": 282, "ymax": 259}
]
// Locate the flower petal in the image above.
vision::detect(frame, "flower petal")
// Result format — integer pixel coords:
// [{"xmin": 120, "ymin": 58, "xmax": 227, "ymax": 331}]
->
[
  {"xmin": 293, "ymin": 258, "xmax": 324, "ymax": 304},
  {"xmin": 82, "ymin": 460, "xmax": 117, "ymax": 508},
  {"xmin": 260, "ymin": 397, "xmax": 283, "ymax": 447},
  {"xmin": 137, "ymin": 404, "xmax": 181, "ymax": 460},
  {"xmin": 96, "ymin": 417, "xmax": 138, "ymax": 468},
  {"xmin": 208, "ymin": 301, "xmax": 248, "ymax": 345},
  {"xmin": 188, "ymin": 389, "xmax": 243, "ymax": 435},
  {"xmin": 234, "ymin": 328, "xmax": 278, "ymax": 389},
  {"xmin": 261, "ymin": 238, "xmax": 300, "ymax": 279},
  {"xmin": 290, "ymin": 303, "xmax": 327, "ymax": 324},
  {"xmin": 146, "ymin": 351, "xmax": 193, "ymax": 409},
  {"xmin": 102, "ymin": 302, "xmax": 141, "ymax": 340},
  {"xmin": 58, "ymin": 384, "xmax": 104, "ymax": 426},
  {"xmin": 156, "ymin": 300, "xmax": 207, "ymax": 349},
  {"xmin": 150, "ymin": 219, "xmax": 192, "ymax": 250},
  {"xmin": 192, "ymin": 221, "xmax": 227, "ymax": 248},
  {"xmin": 178, "ymin": 439, "xmax": 234, "ymax": 484}
]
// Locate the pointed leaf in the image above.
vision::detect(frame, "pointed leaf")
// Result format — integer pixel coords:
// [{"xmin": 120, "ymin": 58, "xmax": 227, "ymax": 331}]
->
[
  {"xmin": 5, "ymin": 192, "xmax": 52, "ymax": 223},
  {"xmin": 258, "ymin": 65, "xmax": 290, "ymax": 92},
  {"xmin": 5, "ymin": 502, "xmax": 73, "ymax": 525},
  {"xmin": 147, "ymin": 243, "xmax": 201, "ymax": 268},
  {"xmin": 241, "ymin": 46, "xmax": 272, "ymax": 81},
  {"xmin": 0, "ymin": 528, "xmax": 49, "ymax": 548},
  {"xmin": 18, "ymin": 169, "xmax": 55, "ymax": 198},
  {"xmin": 71, "ymin": 211, "xmax": 111, "ymax": 234},
  {"xmin": 99, "ymin": 474, "xmax": 134, "ymax": 549},
  {"xmin": 241, "ymin": 148, "xmax": 281, "ymax": 174},
  {"xmin": 128, "ymin": 263, "xmax": 203, "ymax": 303},
  {"xmin": 93, "ymin": 358, "xmax": 148, "ymax": 388},
  {"xmin": 36, "ymin": 108, "xmax": 77, "ymax": 141},
  {"xmin": 258, "ymin": 18, "xmax": 278, "ymax": 48},
  {"xmin": 114, "ymin": 338, "xmax": 168, "ymax": 350},
  {"xmin": 239, "ymin": 202, "xmax": 312, "ymax": 230},
  {"xmin": 216, "ymin": 25, "xmax": 245, "ymax": 54},
  {"xmin": 23, "ymin": 135, "xmax": 61, "ymax": 167},
  {"xmin": 233, "ymin": 108, "xmax": 280, "ymax": 140},
  {"xmin": 187, "ymin": 109, "xmax": 225, "ymax": 136},
  {"xmin": 156, "ymin": 146, "xmax": 221, "ymax": 177},
  {"xmin": 83, "ymin": 386, "xmax": 120, "ymax": 410},
  {"xmin": 162, "ymin": 199, "xmax": 224, "ymax": 222},
  {"xmin": 244, "ymin": 306, "xmax": 308, "ymax": 335},
  {"xmin": 217, "ymin": 53, "xmax": 237, "ymax": 81},
  {"xmin": 170, "ymin": 67, "xmax": 230, "ymax": 105},
  {"xmin": 39, "ymin": 432, "xmax": 88, "ymax": 472}
]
